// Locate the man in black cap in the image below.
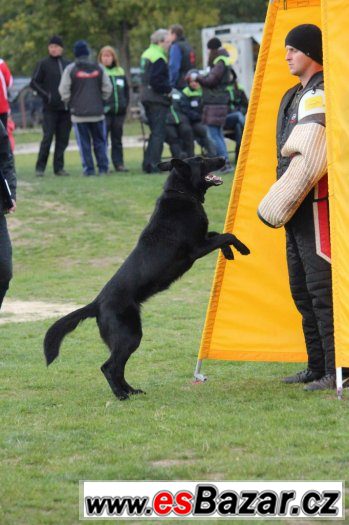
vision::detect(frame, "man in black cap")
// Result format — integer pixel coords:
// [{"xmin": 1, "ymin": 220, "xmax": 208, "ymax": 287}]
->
[
  {"xmin": 30, "ymin": 36, "xmax": 72, "ymax": 177},
  {"xmin": 59, "ymin": 41, "xmax": 112, "ymax": 176},
  {"xmin": 258, "ymin": 24, "xmax": 341, "ymax": 390}
]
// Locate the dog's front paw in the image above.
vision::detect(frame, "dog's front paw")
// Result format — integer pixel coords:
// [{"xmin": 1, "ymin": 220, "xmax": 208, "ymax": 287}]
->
[
  {"xmin": 229, "ymin": 234, "xmax": 250, "ymax": 255},
  {"xmin": 221, "ymin": 246, "xmax": 234, "ymax": 260}
]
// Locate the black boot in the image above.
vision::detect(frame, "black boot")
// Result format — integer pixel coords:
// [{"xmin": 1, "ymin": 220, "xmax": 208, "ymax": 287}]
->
[{"xmin": 282, "ymin": 368, "xmax": 324, "ymax": 384}]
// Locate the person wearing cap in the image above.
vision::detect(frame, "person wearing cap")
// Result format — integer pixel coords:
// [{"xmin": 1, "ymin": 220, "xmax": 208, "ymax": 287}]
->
[
  {"xmin": 258, "ymin": 24, "xmax": 340, "ymax": 391},
  {"xmin": 189, "ymin": 37, "xmax": 232, "ymax": 173},
  {"xmin": 59, "ymin": 40, "xmax": 112, "ymax": 176},
  {"xmin": 179, "ymin": 72, "xmax": 216, "ymax": 157},
  {"xmin": 30, "ymin": 36, "xmax": 72, "ymax": 177}
]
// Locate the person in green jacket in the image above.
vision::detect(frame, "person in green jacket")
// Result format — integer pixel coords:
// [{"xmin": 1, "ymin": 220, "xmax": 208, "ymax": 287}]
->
[
  {"xmin": 98, "ymin": 46, "xmax": 129, "ymax": 172},
  {"xmin": 140, "ymin": 29, "xmax": 171, "ymax": 173}
]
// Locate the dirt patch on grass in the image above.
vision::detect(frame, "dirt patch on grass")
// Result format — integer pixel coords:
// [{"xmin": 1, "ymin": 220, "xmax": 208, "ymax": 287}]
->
[
  {"xmin": 0, "ymin": 299, "xmax": 82, "ymax": 325},
  {"xmin": 149, "ymin": 459, "xmax": 197, "ymax": 468}
]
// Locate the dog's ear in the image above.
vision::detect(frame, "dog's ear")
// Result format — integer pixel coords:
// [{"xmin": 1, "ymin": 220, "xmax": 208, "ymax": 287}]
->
[
  {"xmin": 171, "ymin": 159, "xmax": 191, "ymax": 176},
  {"xmin": 157, "ymin": 161, "xmax": 173, "ymax": 172}
]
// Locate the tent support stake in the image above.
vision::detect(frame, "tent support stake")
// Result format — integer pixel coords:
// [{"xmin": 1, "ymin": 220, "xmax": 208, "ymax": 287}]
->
[
  {"xmin": 336, "ymin": 367, "xmax": 343, "ymax": 400},
  {"xmin": 194, "ymin": 359, "xmax": 207, "ymax": 382}
]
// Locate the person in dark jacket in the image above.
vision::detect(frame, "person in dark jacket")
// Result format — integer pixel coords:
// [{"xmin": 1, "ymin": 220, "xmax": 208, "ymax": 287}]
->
[
  {"xmin": 30, "ymin": 36, "xmax": 71, "ymax": 177},
  {"xmin": 0, "ymin": 120, "xmax": 16, "ymax": 309},
  {"xmin": 180, "ymin": 73, "xmax": 216, "ymax": 157},
  {"xmin": 192, "ymin": 37, "xmax": 232, "ymax": 173},
  {"xmin": 98, "ymin": 46, "xmax": 129, "ymax": 172},
  {"xmin": 258, "ymin": 24, "xmax": 347, "ymax": 390},
  {"xmin": 59, "ymin": 40, "xmax": 112, "ymax": 176},
  {"xmin": 168, "ymin": 24, "xmax": 196, "ymax": 90},
  {"xmin": 140, "ymin": 29, "xmax": 171, "ymax": 173}
]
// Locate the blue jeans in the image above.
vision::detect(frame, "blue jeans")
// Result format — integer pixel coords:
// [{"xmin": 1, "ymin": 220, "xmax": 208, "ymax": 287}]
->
[
  {"xmin": 207, "ymin": 125, "xmax": 229, "ymax": 163},
  {"xmin": 225, "ymin": 110, "xmax": 245, "ymax": 129},
  {"xmin": 225, "ymin": 110, "xmax": 245, "ymax": 161},
  {"xmin": 73, "ymin": 120, "xmax": 109, "ymax": 175}
]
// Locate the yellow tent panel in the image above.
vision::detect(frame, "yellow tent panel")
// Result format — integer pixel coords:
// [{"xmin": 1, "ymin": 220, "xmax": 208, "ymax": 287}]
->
[{"xmin": 198, "ymin": 0, "xmax": 349, "ymax": 368}]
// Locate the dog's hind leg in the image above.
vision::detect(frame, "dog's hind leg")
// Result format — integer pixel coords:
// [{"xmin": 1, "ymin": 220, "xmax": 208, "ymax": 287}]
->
[
  {"xmin": 98, "ymin": 308, "xmax": 144, "ymax": 400},
  {"xmin": 101, "ymin": 357, "xmax": 129, "ymax": 400}
]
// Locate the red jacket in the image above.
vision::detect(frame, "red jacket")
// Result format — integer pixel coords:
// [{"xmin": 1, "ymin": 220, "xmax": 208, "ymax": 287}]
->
[{"xmin": 0, "ymin": 59, "xmax": 13, "ymax": 114}]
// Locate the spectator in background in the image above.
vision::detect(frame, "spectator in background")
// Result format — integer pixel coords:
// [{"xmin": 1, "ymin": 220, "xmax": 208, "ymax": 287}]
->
[
  {"xmin": 140, "ymin": 29, "xmax": 171, "ymax": 174},
  {"xmin": 7, "ymin": 115, "xmax": 15, "ymax": 153},
  {"xmin": 98, "ymin": 46, "xmax": 130, "ymax": 173},
  {"xmin": 0, "ymin": 120, "xmax": 16, "ymax": 310},
  {"xmin": 30, "ymin": 36, "xmax": 72, "ymax": 177},
  {"xmin": 224, "ymin": 68, "xmax": 248, "ymax": 163},
  {"xmin": 180, "ymin": 72, "xmax": 216, "ymax": 157},
  {"xmin": 192, "ymin": 37, "xmax": 232, "ymax": 173},
  {"xmin": 0, "ymin": 57, "xmax": 13, "ymax": 130},
  {"xmin": 59, "ymin": 40, "xmax": 112, "ymax": 176},
  {"xmin": 168, "ymin": 24, "xmax": 196, "ymax": 90},
  {"xmin": 165, "ymin": 89, "xmax": 194, "ymax": 159}
]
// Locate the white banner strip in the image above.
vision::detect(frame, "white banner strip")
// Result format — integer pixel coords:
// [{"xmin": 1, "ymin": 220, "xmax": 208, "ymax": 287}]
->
[{"xmin": 80, "ymin": 481, "xmax": 344, "ymax": 520}]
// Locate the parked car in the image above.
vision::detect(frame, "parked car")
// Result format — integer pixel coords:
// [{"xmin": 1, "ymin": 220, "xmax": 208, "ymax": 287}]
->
[{"xmin": 8, "ymin": 77, "xmax": 43, "ymax": 128}]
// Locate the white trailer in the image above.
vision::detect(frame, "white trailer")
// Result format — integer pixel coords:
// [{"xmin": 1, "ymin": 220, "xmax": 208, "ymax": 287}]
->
[{"xmin": 201, "ymin": 23, "xmax": 264, "ymax": 96}]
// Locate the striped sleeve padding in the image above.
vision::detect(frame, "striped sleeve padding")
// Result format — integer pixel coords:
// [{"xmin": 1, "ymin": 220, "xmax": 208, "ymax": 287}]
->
[{"xmin": 257, "ymin": 122, "xmax": 327, "ymax": 228}]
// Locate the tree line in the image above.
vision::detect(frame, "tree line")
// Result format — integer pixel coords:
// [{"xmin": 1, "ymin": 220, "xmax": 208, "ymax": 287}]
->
[{"xmin": 0, "ymin": 0, "xmax": 267, "ymax": 75}]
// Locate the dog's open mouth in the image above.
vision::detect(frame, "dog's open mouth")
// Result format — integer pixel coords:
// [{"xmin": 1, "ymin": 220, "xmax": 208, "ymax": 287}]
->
[{"xmin": 205, "ymin": 173, "xmax": 223, "ymax": 186}]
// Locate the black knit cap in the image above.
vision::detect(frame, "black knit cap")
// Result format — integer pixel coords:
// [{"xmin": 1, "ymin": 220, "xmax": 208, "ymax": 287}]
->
[
  {"xmin": 48, "ymin": 35, "xmax": 64, "ymax": 48},
  {"xmin": 207, "ymin": 37, "xmax": 222, "ymax": 50},
  {"xmin": 285, "ymin": 24, "xmax": 323, "ymax": 65},
  {"xmin": 73, "ymin": 40, "xmax": 90, "ymax": 58}
]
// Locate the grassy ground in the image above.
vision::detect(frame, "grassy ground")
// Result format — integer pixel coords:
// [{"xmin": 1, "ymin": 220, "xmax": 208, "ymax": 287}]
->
[
  {"xmin": 1, "ymin": 149, "xmax": 348, "ymax": 524},
  {"xmin": 13, "ymin": 119, "xmax": 143, "ymax": 145}
]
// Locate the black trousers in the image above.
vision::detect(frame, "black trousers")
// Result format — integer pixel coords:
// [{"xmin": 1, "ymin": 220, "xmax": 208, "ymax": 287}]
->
[
  {"xmin": 142, "ymin": 103, "xmax": 168, "ymax": 172},
  {"xmin": 0, "ymin": 215, "xmax": 12, "ymax": 309},
  {"xmin": 285, "ymin": 193, "xmax": 334, "ymax": 375},
  {"xmin": 105, "ymin": 113, "xmax": 125, "ymax": 168},
  {"xmin": 166, "ymin": 121, "xmax": 194, "ymax": 158},
  {"xmin": 0, "ymin": 113, "xmax": 8, "ymax": 129},
  {"xmin": 36, "ymin": 109, "xmax": 71, "ymax": 173}
]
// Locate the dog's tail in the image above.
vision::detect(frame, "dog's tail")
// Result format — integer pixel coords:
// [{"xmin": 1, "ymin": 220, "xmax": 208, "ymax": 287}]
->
[{"xmin": 44, "ymin": 302, "xmax": 98, "ymax": 366}]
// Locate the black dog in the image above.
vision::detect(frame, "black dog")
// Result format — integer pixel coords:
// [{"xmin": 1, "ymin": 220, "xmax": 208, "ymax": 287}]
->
[{"xmin": 44, "ymin": 156, "xmax": 250, "ymax": 400}]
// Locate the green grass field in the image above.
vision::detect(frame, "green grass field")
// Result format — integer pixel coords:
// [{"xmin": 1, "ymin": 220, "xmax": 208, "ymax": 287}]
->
[
  {"xmin": 1, "ymin": 149, "xmax": 348, "ymax": 524},
  {"xmin": 13, "ymin": 119, "xmax": 143, "ymax": 145}
]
